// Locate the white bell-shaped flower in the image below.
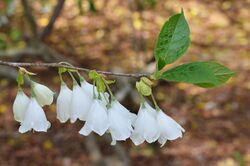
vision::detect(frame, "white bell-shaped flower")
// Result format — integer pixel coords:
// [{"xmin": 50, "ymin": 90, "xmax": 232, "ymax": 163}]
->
[
  {"xmin": 56, "ymin": 82, "xmax": 72, "ymax": 123},
  {"xmin": 13, "ymin": 89, "xmax": 30, "ymax": 122},
  {"xmin": 130, "ymin": 102, "xmax": 160, "ymax": 145},
  {"xmin": 80, "ymin": 80, "xmax": 95, "ymax": 97},
  {"xmin": 157, "ymin": 110, "xmax": 185, "ymax": 147},
  {"xmin": 111, "ymin": 99, "xmax": 137, "ymax": 124},
  {"xmin": 33, "ymin": 81, "xmax": 54, "ymax": 106},
  {"xmin": 144, "ymin": 101, "xmax": 157, "ymax": 117},
  {"xmin": 79, "ymin": 98, "xmax": 109, "ymax": 136},
  {"xmin": 70, "ymin": 83, "xmax": 92, "ymax": 123},
  {"xmin": 108, "ymin": 101, "xmax": 134, "ymax": 145},
  {"xmin": 19, "ymin": 97, "xmax": 51, "ymax": 133},
  {"xmin": 80, "ymin": 81, "xmax": 109, "ymax": 105}
]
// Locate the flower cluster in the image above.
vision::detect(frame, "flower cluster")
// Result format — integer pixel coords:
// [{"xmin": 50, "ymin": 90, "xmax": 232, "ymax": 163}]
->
[
  {"xmin": 13, "ymin": 81, "xmax": 53, "ymax": 133},
  {"xmin": 13, "ymin": 69, "xmax": 185, "ymax": 146}
]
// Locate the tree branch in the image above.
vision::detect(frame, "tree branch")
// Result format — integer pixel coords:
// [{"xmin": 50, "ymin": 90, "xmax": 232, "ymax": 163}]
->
[
  {"xmin": 21, "ymin": 0, "xmax": 38, "ymax": 38},
  {"xmin": 39, "ymin": 0, "xmax": 65, "ymax": 40},
  {"xmin": 0, "ymin": 60, "xmax": 150, "ymax": 78}
]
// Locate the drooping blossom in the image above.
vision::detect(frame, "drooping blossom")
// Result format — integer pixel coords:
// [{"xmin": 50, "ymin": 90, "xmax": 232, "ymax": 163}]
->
[
  {"xmin": 70, "ymin": 83, "xmax": 92, "ymax": 123},
  {"xmin": 56, "ymin": 82, "xmax": 72, "ymax": 123},
  {"xmin": 79, "ymin": 98, "xmax": 109, "ymax": 136},
  {"xmin": 107, "ymin": 100, "xmax": 135, "ymax": 145},
  {"xmin": 19, "ymin": 97, "xmax": 51, "ymax": 133},
  {"xmin": 130, "ymin": 102, "xmax": 160, "ymax": 145}
]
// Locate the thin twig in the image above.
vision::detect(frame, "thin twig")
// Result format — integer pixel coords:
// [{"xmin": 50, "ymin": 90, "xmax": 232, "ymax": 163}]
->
[
  {"xmin": 21, "ymin": 0, "xmax": 38, "ymax": 37},
  {"xmin": 40, "ymin": 0, "xmax": 65, "ymax": 40},
  {"xmin": 0, "ymin": 60, "xmax": 150, "ymax": 78}
]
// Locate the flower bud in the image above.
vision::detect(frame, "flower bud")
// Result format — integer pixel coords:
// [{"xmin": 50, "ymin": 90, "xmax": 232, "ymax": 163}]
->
[{"xmin": 33, "ymin": 82, "xmax": 54, "ymax": 106}]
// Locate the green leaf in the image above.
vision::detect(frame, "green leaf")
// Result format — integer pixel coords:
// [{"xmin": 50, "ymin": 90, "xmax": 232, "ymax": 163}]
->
[
  {"xmin": 158, "ymin": 61, "xmax": 235, "ymax": 87},
  {"xmin": 154, "ymin": 11, "xmax": 190, "ymax": 70}
]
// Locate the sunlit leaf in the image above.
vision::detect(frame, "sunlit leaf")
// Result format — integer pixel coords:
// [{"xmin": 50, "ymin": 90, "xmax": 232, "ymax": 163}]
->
[
  {"xmin": 158, "ymin": 61, "xmax": 235, "ymax": 87},
  {"xmin": 154, "ymin": 11, "xmax": 190, "ymax": 70}
]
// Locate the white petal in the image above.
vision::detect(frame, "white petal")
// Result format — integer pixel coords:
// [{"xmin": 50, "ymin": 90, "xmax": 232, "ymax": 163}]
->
[
  {"xmin": 80, "ymin": 81, "xmax": 109, "ymax": 105},
  {"xmin": 80, "ymin": 81, "xmax": 95, "ymax": 97},
  {"xmin": 142, "ymin": 112, "xmax": 160, "ymax": 143},
  {"xmin": 131, "ymin": 103, "xmax": 160, "ymax": 144},
  {"xmin": 157, "ymin": 110, "xmax": 185, "ymax": 142},
  {"xmin": 130, "ymin": 132, "xmax": 145, "ymax": 145},
  {"xmin": 56, "ymin": 83, "xmax": 72, "ymax": 123},
  {"xmin": 108, "ymin": 104, "xmax": 133, "ymax": 142},
  {"xmin": 13, "ymin": 90, "xmax": 30, "ymax": 122},
  {"xmin": 112, "ymin": 100, "xmax": 137, "ymax": 124},
  {"xmin": 79, "ymin": 123, "xmax": 92, "ymax": 136},
  {"xmin": 79, "ymin": 99, "xmax": 109, "ymax": 136},
  {"xmin": 19, "ymin": 98, "xmax": 50, "ymax": 133},
  {"xmin": 70, "ymin": 84, "xmax": 92, "ymax": 123},
  {"xmin": 111, "ymin": 139, "xmax": 117, "ymax": 146},
  {"xmin": 144, "ymin": 102, "xmax": 157, "ymax": 117},
  {"xmin": 158, "ymin": 136, "xmax": 167, "ymax": 147},
  {"xmin": 33, "ymin": 82, "xmax": 54, "ymax": 106}
]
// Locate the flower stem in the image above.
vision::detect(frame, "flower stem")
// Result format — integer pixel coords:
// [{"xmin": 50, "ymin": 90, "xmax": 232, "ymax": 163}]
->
[
  {"xmin": 102, "ymin": 77, "xmax": 115, "ymax": 100},
  {"xmin": 77, "ymin": 71, "xmax": 85, "ymax": 82},
  {"xmin": 68, "ymin": 71, "xmax": 76, "ymax": 83},
  {"xmin": 59, "ymin": 72, "xmax": 64, "ymax": 84},
  {"xmin": 151, "ymin": 93, "xmax": 160, "ymax": 111},
  {"xmin": 25, "ymin": 74, "xmax": 36, "ymax": 97},
  {"xmin": 102, "ymin": 92, "xmax": 110, "ymax": 109},
  {"xmin": 140, "ymin": 94, "xmax": 146, "ymax": 108}
]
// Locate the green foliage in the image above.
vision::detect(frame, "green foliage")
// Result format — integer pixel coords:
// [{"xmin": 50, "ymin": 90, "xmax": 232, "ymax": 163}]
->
[
  {"xmin": 153, "ymin": 10, "xmax": 234, "ymax": 88},
  {"xmin": 88, "ymin": 0, "xmax": 97, "ymax": 13},
  {"xmin": 157, "ymin": 61, "xmax": 235, "ymax": 87},
  {"xmin": 154, "ymin": 10, "xmax": 190, "ymax": 70}
]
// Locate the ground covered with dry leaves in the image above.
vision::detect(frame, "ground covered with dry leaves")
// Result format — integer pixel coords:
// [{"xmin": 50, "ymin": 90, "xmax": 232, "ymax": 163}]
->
[{"xmin": 0, "ymin": 0, "xmax": 250, "ymax": 165}]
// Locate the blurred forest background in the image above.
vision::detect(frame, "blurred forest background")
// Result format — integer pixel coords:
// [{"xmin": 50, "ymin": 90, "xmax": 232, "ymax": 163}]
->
[{"xmin": 0, "ymin": 0, "xmax": 250, "ymax": 166}]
